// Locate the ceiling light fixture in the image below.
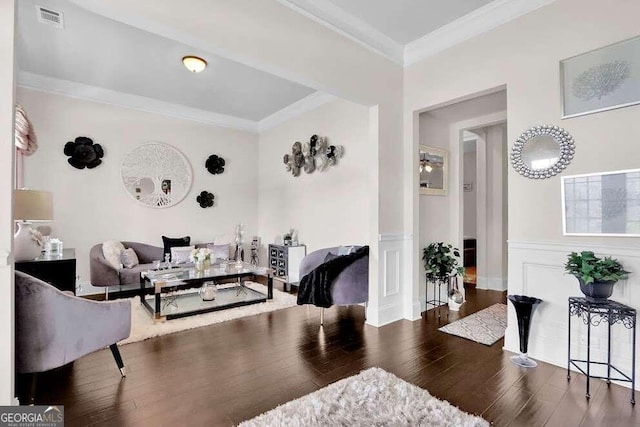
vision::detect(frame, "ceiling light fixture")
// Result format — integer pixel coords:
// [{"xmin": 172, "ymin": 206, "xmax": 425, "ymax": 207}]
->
[{"xmin": 182, "ymin": 55, "xmax": 207, "ymax": 73}]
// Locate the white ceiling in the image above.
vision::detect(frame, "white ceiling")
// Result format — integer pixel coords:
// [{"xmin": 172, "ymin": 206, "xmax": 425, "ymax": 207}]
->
[
  {"xmin": 15, "ymin": 0, "xmax": 552, "ymax": 131},
  {"xmin": 322, "ymin": 0, "xmax": 493, "ymax": 44},
  {"xmin": 16, "ymin": 0, "xmax": 316, "ymax": 122}
]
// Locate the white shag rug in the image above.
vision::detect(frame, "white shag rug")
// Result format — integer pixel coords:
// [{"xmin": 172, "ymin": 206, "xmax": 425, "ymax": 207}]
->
[
  {"xmin": 240, "ymin": 367, "xmax": 488, "ymax": 427},
  {"xmin": 119, "ymin": 282, "xmax": 297, "ymax": 345},
  {"xmin": 438, "ymin": 303, "xmax": 507, "ymax": 346}
]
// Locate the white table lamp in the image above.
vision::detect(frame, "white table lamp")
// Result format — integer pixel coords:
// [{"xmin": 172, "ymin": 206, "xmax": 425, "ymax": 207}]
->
[{"xmin": 14, "ymin": 189, "xmax": 52, "ymax": 261}]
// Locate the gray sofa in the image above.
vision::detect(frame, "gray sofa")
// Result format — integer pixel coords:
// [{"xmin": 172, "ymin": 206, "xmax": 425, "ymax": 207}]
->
[
  {"xmin": 15, "ymin": 271, "xmax": 131, "ymax": 401},
  {"xmin": 299, "ymin": 246, "xmax": 369, "ymax": 323},
  {"xmin": 90, "ymin": 241, "xmax": 165, "ymax": 288}
]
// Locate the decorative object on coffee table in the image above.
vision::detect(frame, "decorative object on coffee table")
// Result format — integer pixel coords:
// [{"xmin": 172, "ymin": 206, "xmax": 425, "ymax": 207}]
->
[
  {"xmin": 199, "ymin": 282, "xmax": 216, "ymax": 301},
  {"xmin": 205, "ymin": 154, "xmax": 225, "ymax": 174},
  {"xmin": 507, "ymin": 295, "xmax": 542, "ymax": 368},
  {"xmin": 64, "ymin": 136, "xmax": 104, "ymax": 169},
  {"xmin": 565, "ymin": 251, "xmax": 629, "ymax": 302},
  {"xmin": 190, "ymin": 248, "xmax": 212, "ymax": 271},
  {"xmin": 196, "ymin": 191, "xmax": 214, "ymax": 208}
]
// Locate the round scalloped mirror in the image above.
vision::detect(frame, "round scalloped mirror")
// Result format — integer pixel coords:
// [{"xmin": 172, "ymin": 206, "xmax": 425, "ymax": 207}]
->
[
  {"xmin": 511, "ymin": 125, "xmax": 575, "ymax": 179},
  {"xmin": 121, "ymin": 142, "xmax": 192, "ymax": 208}
]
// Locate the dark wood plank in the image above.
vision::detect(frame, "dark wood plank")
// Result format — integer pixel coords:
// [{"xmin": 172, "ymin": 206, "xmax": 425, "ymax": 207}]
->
[{"xmin": 21, "ymin": 287, "xmax": 638, "ymax": 427}]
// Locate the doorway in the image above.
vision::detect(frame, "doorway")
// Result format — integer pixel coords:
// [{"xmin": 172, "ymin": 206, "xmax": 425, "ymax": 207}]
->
[{"xmin": 417, "ymin": 88, "xmax": 508, "ymax": 309}]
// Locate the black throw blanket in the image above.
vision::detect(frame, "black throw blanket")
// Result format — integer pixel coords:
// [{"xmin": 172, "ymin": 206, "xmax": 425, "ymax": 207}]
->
[{"xmin": 297, "ymin": 246, "xmax": 369, "ymax": 308}]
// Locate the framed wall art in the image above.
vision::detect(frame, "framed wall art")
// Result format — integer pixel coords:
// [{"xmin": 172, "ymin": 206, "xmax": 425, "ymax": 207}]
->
[
  {"xmin": 561, "ymin": 169, "xmax": 640, "ymax": 237},
  {"xmin": 561, "ymin": 35, "xmax": 640, "ymax": 119}
]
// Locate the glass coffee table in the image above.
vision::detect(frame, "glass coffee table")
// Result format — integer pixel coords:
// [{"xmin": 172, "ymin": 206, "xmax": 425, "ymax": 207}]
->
[{"xmin": 140, "ymin": 262, "xmax": 273, "ymax": 322}]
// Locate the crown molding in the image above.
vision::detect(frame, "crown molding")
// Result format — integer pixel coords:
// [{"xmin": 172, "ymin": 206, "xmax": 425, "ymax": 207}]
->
[
  {"xmin": 17, "ymin": 71, "xmax": 260, "ymax": 133},
  {"xmin": 276, "ymin": 0, "xmax": 404, "ymax": 65},
  {"xmin": 404, "ymin": 0, "xmax": 557, "ymax": 66},
  {"xmin": 259, "ymin": 91, "xmax": 337, "ymax": 132}
]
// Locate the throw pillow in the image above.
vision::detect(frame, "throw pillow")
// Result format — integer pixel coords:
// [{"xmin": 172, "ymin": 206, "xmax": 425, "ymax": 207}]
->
[
  {"xmin": 121, "ymin": 248, "xmax": 139, "ymax": 269},
  {"xmin": 207, "ymin": 243, "xmax": 230, "ymax": 261},
  {"xmin": 162, "ymin": 236, "xmax": 191, "ymax": 260},
  {"xmin": 102, "ymin": 240, "xmax": 125, "ymax": 269},
  {"xmin": 171, "ymin": 246, "xmax": 195, "ymax": 264},
  {"xmin": 337, "ymin": 245, "xmax": 355, "ymax": 256}
]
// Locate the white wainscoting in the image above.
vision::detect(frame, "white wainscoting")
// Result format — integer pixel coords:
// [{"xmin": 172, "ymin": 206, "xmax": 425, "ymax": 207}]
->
[
  {"xmin": 507, "ymin": 240, "xmax": 640, "ymax": 390},
  {"xmin": 367, "ymin": 233, "xmax": 411, "ymax": 327}
]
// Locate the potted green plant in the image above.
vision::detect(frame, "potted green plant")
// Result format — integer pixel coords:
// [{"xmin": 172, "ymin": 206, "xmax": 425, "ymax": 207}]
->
[
  {"xmin": 565, "ymin": 251, "xmax": 630, "ymax": 302},
  {"xmin": 422, "ymin": 242, "xmax": 465, "ymax": 310}
]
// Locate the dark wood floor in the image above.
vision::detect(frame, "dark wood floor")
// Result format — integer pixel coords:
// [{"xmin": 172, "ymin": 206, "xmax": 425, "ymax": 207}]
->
[{"xmin": 23, "ymin": 287, "xmax": 638, "ymax": 426}]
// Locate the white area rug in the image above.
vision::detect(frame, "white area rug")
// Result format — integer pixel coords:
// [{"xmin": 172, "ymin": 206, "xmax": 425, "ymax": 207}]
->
[
  {"xmin": 119, "ymin": 282, "xmax": 297, "ymax": 345},
  {"xmin": 438, "ymin": 303, "xmax": 507, "ymax": 346},
  {"xmin": 240, "ymin": 367, "xmax": 488, "ymax": 426}
]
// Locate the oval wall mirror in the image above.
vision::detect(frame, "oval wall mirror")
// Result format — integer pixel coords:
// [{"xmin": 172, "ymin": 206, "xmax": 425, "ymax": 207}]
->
[
  {"xmin": 511, "ymin": 125, "xmax": 575, "ymax": 179},
  {"xmin": 121, "ymin": 142, "xmax": 192, "ymax": 208}
]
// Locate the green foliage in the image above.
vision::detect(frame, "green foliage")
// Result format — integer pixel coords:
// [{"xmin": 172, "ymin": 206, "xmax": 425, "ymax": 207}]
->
[
  {"xmin": 422, "ymin": 242, "xmax": 464, "ymax": 283},
  {"xmin": 564, "ymin": 251, "xmax": 630, "ymax": 284}
]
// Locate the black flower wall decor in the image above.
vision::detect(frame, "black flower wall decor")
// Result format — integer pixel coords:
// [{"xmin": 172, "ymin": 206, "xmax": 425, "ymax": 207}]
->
[
  {"xmin": 196, "ymin": 191, "xmax": 215, "ymax": 208},
  {"xmin": 63, "ymin": 136, "xmax": 104, "ymax": 169},
  {"xmin": 205, "ymin": 154, "xmax": 225, "ymax": 174}
]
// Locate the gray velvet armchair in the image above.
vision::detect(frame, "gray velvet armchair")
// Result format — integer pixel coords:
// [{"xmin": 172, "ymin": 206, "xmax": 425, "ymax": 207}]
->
[
  {"xmin": 299, "ymin": 246, "xmax": 369, "ymax": 324},
  {"xmin": 15, "ymin": 271, "xmax": 131, "ymax": 400}
]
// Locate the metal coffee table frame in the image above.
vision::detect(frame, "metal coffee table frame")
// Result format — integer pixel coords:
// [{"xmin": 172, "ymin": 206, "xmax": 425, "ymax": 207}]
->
[{"xmin": 140, "ymin": 263, "xmax": 273, "ymax": 322}]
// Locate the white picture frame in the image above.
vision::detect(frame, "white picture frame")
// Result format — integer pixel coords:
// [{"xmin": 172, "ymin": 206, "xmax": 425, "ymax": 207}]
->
[
  {"xmin": 561, "ymin": 35, "xmax": 640, "ymax": 119},
  {"xmin": 561, "ymin": 168, "xmax": 640, "ymax": 237},
  {"xmin": 419, "ymin": 145, "xmax": 448, "ymax": 196}
]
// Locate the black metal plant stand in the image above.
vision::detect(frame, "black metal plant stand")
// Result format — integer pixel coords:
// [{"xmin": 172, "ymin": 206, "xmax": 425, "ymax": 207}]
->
[
  {"xmin": 508, "ymin": 295, "xmax": 543, "ymax": 368},
  {"xmin": 426, "ymin": 276, "xmax": 449, "ymax": 318},
  {"xmin": 567, "ymin": 297, "xmax": 636, "ymax": 404}
]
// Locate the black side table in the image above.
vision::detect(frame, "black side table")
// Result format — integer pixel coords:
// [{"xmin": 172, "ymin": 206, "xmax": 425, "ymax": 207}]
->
[
  {"xmin": 567, "ymin": 297, "xmax": 636, "ymax": 404},
  {"xmin": 15, "ymin": 248, "xmax": 76, "ymax": 294}
]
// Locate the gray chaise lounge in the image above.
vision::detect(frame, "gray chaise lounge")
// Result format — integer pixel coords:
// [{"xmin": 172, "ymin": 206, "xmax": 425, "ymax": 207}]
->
[{"xmin": 299, "ymin": 246, "xmax": 369, "ymax": 324}]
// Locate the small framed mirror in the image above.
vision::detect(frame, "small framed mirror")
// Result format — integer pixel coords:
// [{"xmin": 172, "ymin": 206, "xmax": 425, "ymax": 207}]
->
[
  {"xmin": 511, "ymin": 125, "xmax": 575, "ymax": 179},
  {"xmin": 419, "ymin": 145, "xmax": 448, "ymax": 196}
]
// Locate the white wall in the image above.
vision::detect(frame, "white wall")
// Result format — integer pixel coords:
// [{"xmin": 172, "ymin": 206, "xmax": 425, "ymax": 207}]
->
[
  {"xmin": 405, "ymin": 0, "xmax": 640, "ymax": 382},
  {"xmin": 482, "ymin": 123, "xmax": 507, "ymax": 291},
  {"xmin": 258, "ymin": 98, "xmax": 370, "ymax": 260},
  {"xmin": 0, "ymin": 0, "xmax": 16, "ymax": 406},
  {"xmin": 19, "ymin": 88, "xmax": 259, "ymax": 284},
  {"xmin": 463, "ymin": 144, "xmax": 477, "ymax": 238}
]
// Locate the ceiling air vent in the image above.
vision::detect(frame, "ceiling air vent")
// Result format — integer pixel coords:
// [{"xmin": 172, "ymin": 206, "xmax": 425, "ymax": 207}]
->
[{"xmin": 36, "ymin": 5, "xmax": 64, "ymax": 29}]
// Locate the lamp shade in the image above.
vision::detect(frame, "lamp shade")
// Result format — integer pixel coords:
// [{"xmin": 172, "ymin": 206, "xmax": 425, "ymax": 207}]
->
[{"xmin": 14, "ymin": 189, "xmax": 52, "ymax": 222}]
